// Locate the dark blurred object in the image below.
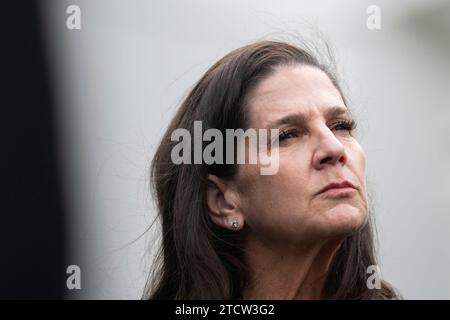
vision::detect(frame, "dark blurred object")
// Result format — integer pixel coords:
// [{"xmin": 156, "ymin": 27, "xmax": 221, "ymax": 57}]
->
[{"xmin": 1, "ymin": 1, "xmax": 66, "ymax": 299}]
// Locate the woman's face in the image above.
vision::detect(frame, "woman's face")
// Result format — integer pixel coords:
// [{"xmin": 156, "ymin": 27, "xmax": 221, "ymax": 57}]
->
[{"xmin": 234, "ymin": 64, "xmax": 368, "ymax": 244}]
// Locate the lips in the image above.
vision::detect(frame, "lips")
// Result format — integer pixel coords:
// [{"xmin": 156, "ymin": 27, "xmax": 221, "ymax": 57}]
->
[{"xmin": 316, "ymin": 180, "xmax": 356, "ymax": 195}]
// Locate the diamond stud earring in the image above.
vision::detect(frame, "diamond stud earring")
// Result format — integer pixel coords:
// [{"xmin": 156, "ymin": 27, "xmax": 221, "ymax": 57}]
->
[{"xmin": 231, "ymin": 220, "xmax": 239, "ymax": 230}]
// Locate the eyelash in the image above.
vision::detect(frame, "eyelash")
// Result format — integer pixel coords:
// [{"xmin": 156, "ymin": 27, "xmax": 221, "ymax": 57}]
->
[
  {"xmin": 278, "ymin": 128, "xmax": 300, "ymax": 141},
  {"xmin": 278, "ymin": 120, "xmax": 357, "ymax": 141},
  {"xmin": 333, "ymin": 119, "xmax": 357, "ymax": 132}
]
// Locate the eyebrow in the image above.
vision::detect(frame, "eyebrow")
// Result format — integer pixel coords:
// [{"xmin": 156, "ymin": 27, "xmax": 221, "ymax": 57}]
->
[{"xmin": 268, "ymin": 106, "xmax": 351, "ymax": 128}]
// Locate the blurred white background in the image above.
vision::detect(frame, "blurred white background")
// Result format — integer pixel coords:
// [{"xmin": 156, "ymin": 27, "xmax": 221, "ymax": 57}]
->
[{"xmin": 42, "ymin": 0, "xmax": 450, "ymax": 299}]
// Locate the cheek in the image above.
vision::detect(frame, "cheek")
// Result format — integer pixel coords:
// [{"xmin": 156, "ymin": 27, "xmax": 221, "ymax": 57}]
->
[
  {"xmin": 234, "ymin": 164, "xmax": 264, "ymax": 213},
  {"xmin": 354, "ymin": 143, "xmax": 366, "ymax": 179},
  {"xmin": 235, "ymin": 171, "xmax": 310, "ymax": 239},
  {"xmin": 236, "ymin": 165, "xmax": 286, "ymax": 211},
  {"xmin": 234, "ymin": 151, "xmax": 310, "ymax": 219},
  {"xmin": 345, "ymin": 138, "xmax": 366, "ymax": 171},
  {"xmin": 239, "ymin": 148, "xmax": 309, "ymax": 192},
  {"xmin": 347, "ymin": 141, "xmax": 368, "ymax": 201}
]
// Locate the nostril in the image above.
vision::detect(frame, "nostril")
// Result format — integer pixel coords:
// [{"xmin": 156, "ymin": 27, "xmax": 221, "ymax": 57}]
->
[{"xmin": 320, "ymin": 156, "xmax": 333, "ymax": 165}]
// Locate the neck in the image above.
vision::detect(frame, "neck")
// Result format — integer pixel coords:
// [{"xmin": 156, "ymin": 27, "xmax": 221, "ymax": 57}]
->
[{"xmin": 242, "ymin": 235, "xmax": 344, "ymax": 300}]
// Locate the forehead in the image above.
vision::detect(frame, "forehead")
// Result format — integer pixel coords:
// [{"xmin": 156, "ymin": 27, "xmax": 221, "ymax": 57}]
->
[{"xmin": 245, "ymin": 65, "xmax": 346, "ymax": 128}]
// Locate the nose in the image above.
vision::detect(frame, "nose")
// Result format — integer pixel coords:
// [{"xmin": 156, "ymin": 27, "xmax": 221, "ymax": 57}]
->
[{"xmin": 312, "ymin": 128, "xmax": 347, "ymax": 170}]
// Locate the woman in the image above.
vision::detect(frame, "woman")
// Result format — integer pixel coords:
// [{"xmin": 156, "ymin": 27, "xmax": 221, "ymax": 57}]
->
[{"xmin": 145, "ymin": 40, "xmax": 399, "ymax": 299}]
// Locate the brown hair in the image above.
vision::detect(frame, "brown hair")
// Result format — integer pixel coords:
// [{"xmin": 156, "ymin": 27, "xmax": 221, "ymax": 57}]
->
[{"xmin": 144, "ymin": 40, "xmax": 399, "ymax": 299}]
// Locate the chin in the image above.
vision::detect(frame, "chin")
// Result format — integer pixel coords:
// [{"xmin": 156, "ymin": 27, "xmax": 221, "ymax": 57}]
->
[{"xmin": 317, "ymin": 205, "xmax": 368, "ymax": 238}]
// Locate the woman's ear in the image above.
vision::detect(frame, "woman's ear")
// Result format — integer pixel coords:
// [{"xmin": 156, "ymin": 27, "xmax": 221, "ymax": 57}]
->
[{"xmin": 206, "ymin": 174, "xmax": 244, "ymax": 231}]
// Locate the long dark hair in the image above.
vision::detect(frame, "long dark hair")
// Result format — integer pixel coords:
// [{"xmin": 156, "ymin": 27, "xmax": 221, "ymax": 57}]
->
[{"xmin": 144, "ymin": 40, "xmax": 399, "ymax": 299}]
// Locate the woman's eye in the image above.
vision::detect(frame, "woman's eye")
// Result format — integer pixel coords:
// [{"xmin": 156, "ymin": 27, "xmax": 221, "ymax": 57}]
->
[
  {"xmin": 333, "ymin": 120, "xmax": 356, "ymax": 132},
  {"xmin": 279, "ymin": 129, "xmax": 299, "ymax": 141}
]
